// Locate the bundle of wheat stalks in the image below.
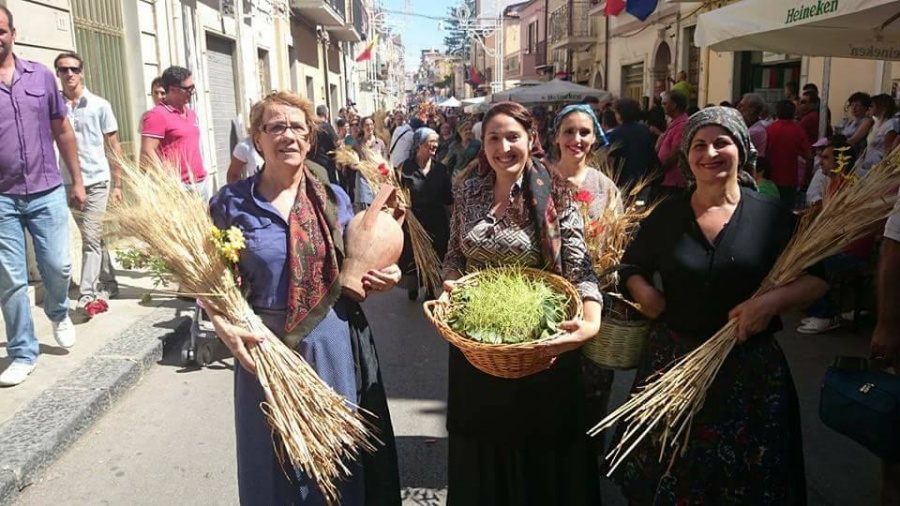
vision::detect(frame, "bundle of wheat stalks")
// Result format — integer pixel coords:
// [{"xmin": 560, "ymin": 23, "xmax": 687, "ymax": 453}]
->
[
  {"xmin": 108, "ymin": 156, "xmax": 377, "ymax": 504},
  {"xmin": 581, "ymin": 178, "xmax": 657, "ymax": 291},
  {"xmin": 579, "ymin": 150, "xmax": 658, "ymax": 291},
  {"xmin": 589, "ymin": 146, "xmax": 900, "ymax": 476},
  {"xmin": 333, "ymin": 145, "xmax": 443, "ymax": 295}
]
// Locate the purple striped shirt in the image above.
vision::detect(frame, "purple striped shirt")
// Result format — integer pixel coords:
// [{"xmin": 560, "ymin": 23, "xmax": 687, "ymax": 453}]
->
[{"xmin": 0, "ymin": 56, "xmax": 68, "ymax": 195}]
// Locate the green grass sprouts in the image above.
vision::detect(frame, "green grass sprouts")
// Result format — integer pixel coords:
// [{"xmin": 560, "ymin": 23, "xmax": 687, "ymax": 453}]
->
[{"xmin": 448, "ymin": 268, "xmax": 568, "ymax": 344}]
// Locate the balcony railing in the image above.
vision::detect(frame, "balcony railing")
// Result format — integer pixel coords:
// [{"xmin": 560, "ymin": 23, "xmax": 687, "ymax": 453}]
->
[
  {"xmin": 504, "ymin": 52, "xmax": 521, "ymax": 77},
  {"xmin": 331, "ymin": 0, "xmax": 346, "ymax": 19},
  {"xmin": 548, "ymin": 1, "xmax": 591, "ymax": 45},
  {"xmin": 352, "ymin": 0, "xmax": 364, "ymax": 35}
]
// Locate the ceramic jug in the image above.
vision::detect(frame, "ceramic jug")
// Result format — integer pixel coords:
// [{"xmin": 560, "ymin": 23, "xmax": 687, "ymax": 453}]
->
[{"xmin": 339, "ymin": 184, "xmax": 405, "ymax": 301}]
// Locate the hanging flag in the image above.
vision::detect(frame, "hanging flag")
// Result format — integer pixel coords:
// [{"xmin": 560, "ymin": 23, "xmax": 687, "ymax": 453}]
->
[
  {"xmin": 605, "ymin": 0, "xmax": 625, "ymax": 16},
  {"xmin": 355, "ymin": 34, "xmax": 378, "ymax": 62},
  {"xmin": 626, "ymin": 0, "xmax": 659, "ymax": 22},
  {"xmin": 469, "ymin": 64, "xmax": 480, "ymax": 85}
]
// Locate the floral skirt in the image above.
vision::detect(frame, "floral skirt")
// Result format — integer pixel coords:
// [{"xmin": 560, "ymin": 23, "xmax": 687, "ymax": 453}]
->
[{"xmin": 610, "ymin": 325, "xmax": 807, "ymax": 505}]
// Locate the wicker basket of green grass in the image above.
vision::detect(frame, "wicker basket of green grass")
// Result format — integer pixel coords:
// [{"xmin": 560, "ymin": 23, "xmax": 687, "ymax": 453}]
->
[{"xmin": 423, "ymin": 267, "xmax": 583, "ymax": 379}]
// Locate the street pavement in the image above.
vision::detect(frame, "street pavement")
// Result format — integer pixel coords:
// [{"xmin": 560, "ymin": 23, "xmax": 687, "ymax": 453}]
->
[{"xmin": 11, "ymin": 288, "xmax": 884, "ymax": 506}]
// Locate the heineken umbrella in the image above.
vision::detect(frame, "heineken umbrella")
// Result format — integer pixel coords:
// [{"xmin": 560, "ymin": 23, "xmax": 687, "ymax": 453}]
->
[
  {"xmin": 491, "ymin": 79, "xmax": 612, "ymax": 104},
  {"xmin": 695, "ymin": 0, "xmax": 900, "ymax": 61}
]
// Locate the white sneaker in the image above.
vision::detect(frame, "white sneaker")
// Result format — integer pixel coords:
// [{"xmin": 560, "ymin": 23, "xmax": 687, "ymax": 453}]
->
[
  {"xmin": 51, "ymin": 316, "xmax": 76, "ymax": 348},
  {"xmin": 796, "ymin": 316, "xmax": 841, "ymax": 335},
  {"xmin": 0, "ymin": 361, "xmax": 36, "ymax": 387}
]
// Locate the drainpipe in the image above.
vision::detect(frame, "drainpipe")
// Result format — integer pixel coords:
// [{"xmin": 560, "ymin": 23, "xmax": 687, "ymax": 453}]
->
[
  {"xmin": 604, "ymin": 15, "xmax": 609, "ymax": 89},
  {"xmin": 319, "ymin": 26, "xmax": 332, "ymax": 113},
  {"xmin": 171, "ymin": 0, "xmax": 185, "ymax": 64}
]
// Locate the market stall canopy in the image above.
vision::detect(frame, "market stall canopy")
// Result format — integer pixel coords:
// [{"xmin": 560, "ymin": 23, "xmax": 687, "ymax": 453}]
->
[
  {"xmin": 438, "ymin": 97, "xmax": 462, "ymax": 108},
  {"xmin": 695, "ymin": 0, "xmax": 900, "ymax": 61},
  {"xmin": 490, "ymin": 79, "xmax": 612, "ymax": 104},
  {"xmin": 461, "ymin": 97, "xmax": 486, "ymax": 106}
]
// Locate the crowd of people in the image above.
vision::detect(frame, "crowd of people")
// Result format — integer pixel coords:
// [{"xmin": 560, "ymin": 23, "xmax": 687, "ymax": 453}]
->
[{"xmin": 1, "ymin": 2, "xmax": 899, "ymax": 502}]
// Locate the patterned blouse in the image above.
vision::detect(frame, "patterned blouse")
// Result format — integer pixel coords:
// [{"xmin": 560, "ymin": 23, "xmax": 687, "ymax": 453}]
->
[{"xmin": 443, "ymin": 170, "xmax": 602, "ymax": 302}]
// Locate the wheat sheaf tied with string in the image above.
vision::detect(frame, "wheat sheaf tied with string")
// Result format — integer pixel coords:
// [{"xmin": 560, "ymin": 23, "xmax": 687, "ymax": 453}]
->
[
  {"xmin": 589, "ymin": 145, "xmax": 900, "ymax": 476},
  {"xmin": 107, "ymin": 155, "xmax": 379, "ymax": 505}
]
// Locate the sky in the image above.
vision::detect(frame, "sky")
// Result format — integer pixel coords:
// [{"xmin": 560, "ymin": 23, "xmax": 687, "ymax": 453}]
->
[{"xmin": 380, "ymin": 0, "xmax": 458, "ymax": 71}]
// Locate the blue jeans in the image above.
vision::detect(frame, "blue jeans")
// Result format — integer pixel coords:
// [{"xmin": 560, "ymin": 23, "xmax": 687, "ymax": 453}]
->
[{"xmin": 0, "ymin": 186, "xmax": 72, "ymax": 364}]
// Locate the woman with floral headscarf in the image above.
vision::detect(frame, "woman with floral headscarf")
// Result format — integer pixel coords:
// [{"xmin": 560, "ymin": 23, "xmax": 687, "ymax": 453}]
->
[
  {"xmin": 442, "ymin": 102, "xmax": 602, "ymax": 504},
  {"xmin": 400, "ymin": 127, "xmax": 452, "ymax": 300},
  {"xmin": 611, "ymin": 107, "xmax": 828, "ymax": 504}
]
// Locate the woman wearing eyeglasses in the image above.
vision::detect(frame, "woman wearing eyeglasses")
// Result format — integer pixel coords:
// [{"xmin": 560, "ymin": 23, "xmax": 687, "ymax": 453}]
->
[{"xmin": 207, "ymin": 91, "xmax": 401, "ymax": 505}]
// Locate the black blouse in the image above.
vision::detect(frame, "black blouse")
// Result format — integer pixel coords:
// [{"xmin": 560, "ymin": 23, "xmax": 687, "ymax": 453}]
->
[{"xmin": 621, "ymin": 188, "xmax": 810, "ymax": 340}]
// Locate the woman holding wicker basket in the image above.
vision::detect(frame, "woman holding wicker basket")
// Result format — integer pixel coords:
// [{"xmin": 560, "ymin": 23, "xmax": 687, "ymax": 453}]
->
[
  {"xmin": 441, "ymin": 101, "xmax": 603, "ymax": 504},
  {"xmin": 612, "ymin": 106, "xmax": 828, "ymax": 503},
  {"xmin": 206, "ymin": 92, "xmax": 401, "ymax": 505}
]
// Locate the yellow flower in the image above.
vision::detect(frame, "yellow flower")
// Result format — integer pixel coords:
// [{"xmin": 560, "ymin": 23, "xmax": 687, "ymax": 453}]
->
[{"xmin": 211, "ymin": 226, "xmax": 246, "ymax": 265}]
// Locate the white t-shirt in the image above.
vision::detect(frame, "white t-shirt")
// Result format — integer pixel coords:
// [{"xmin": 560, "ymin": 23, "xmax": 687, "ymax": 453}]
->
[
  {"xmin": 389, "ymin": 124, "xmax": 414, "ymax": 168},
  {"xmin": 885, "ymin": 189, "xmax": 900, "ymax": 242},
  {"xmin": 232, "ymin": 137, "xmax": 264, "ymax": 179}
]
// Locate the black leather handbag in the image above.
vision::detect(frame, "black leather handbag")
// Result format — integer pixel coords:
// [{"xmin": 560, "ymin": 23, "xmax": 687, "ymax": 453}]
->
[{"xmin": 819, "ymin": 357, "xmax": 900, "ymax": 462}]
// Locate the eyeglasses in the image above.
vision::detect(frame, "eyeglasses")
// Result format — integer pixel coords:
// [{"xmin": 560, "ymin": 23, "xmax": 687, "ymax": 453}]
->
[
  {"xmin": 56, "ymin": 66, "xmax": 82, "ymax": 75},
  {"xmin": 175, "ymin": 84, "xmax": 196, "ymax": 94},
  {"xmin": 260, "ymin": 122, "xmax": 309, "ymax": 138}
]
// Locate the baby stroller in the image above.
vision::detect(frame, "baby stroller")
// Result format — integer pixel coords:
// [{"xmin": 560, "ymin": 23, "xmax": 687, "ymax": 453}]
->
[{"xmin": 180, "ymin": 304, "xmax": 231, "ymax": 366}]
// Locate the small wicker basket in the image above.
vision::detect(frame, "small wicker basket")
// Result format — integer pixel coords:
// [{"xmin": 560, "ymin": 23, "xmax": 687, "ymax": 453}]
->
[
  {"xmin": 582, "ymin": 293, "xmax": 651, "ymax": 370},
  {"xmin": 423, "ymin": 267, "xmax": 583, "ymax": 379}
]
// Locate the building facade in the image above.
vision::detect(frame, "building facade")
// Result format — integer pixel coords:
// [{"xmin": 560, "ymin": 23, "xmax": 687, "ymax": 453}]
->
[
  {"xmin": 7, "ymin": 0, "xmax": 392, "ymax": 190},
  {"xmin": 600, "ymin": 0, "xmax": 897, "ymax": 117}
]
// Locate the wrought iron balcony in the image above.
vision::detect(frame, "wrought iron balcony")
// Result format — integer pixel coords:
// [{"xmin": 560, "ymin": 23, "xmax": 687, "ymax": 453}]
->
[
  {"xmin": 291, "ymin": 0, "xmax": 345, "ymax": 27},
  {"xmin": 548, "ymin": 1, "xmax": 594, "ymax": 50},
  {"xmin": 329, "ymin": 0, "xmax": 363, "ymax": 42}
]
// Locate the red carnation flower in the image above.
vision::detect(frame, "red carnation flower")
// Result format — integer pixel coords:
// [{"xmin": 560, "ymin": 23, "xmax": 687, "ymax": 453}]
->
[
  {"xmin": 574, "ymin": 190, "xmax": 592, "ymax": 203},
  {"xmin": 84, "ymin": 299, "xmax": 109, "ymax": 317},
  {"xmin": 377, "ymin": 163, "xmax": 390, "ymax": 177}
]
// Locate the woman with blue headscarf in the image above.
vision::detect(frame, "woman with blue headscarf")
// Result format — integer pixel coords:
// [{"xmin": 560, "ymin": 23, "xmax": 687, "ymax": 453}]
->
[
  {"xmin": 611, "ymin": 107, "xmax": 828, "ymax": 504},
  {"xmin": 549, "ymin": 104, "xmax": 621, "ymax": 459},
  {"xmin": 400, "ymin": 127, "xmax": 452, "ymax": 300}
]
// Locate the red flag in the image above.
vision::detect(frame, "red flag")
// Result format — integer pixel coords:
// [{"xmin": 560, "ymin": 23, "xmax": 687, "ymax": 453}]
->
[
  {"xmin": 470, "ymin": 64, "xmax": 480, "ymax": 85},
  {"xmin": 355, "ymin": 34, "xmax": 378, "ymax": 62},
  {"xmin": 605, "ymin": 0, "xmax": 625, "ymax": 16}
]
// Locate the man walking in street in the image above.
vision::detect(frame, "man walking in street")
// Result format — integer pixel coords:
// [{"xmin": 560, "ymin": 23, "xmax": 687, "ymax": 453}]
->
[
  {"xmin": 738, "ymin": 92, "xmax": 768, "ymax": 158},
  {"xmin": 655, "ymin": 90, "xmax": 689, "ymax": 198},
  {"xmin": 316, "ymin": 104, "xmax": 338, "ymax": 145},
  {"xmin": 140, "ymin": 66, "xmax": 210, "ymax": 201},
  {"xmin": 766, "ymin": 100, "xmax": 813, "ymax": 211},
  {"xmin": 55, "ymin": 51, "xmax": 122, "ymax": 316},
  {"xmin": 0, "ymin": 6, "xmax": 85, "ymax": 386}
]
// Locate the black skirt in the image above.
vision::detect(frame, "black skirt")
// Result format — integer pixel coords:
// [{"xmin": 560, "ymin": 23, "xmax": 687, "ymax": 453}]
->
[{"xmin": 446, "ymin": 348, "xmax": 601, "ymax": 505}]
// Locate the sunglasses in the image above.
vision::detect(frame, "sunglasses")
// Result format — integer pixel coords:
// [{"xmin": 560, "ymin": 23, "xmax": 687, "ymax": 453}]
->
[
  {"xmin": 56, "ymin": 66, "xmax": 82, "ymax": 75},
  {"xmin": 176, "ymin": 84, "xmax": 196, "ymax": 93}
]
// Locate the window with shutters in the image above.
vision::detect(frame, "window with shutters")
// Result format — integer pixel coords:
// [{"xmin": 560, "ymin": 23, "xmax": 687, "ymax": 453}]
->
[
  {"xmin": 258, "ymin": 49, "xmax": 271, "ymax": 96},
  {"xmin": 621, "ymin": 62, "xmax": 645, "ymax": 102},
  {"xmin": 72, "ymin": 0, "xmax": 134, "ymax": 149}
]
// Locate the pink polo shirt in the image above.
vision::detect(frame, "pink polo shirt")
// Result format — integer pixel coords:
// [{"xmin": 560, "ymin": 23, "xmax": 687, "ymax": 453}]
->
[
  {"xmin": 141, "ymin": 103, "xmax": 206, "ymax": 183},
  {"xmin": 657, "ymin": 113, "xmax": 689, "ymax": 188}
]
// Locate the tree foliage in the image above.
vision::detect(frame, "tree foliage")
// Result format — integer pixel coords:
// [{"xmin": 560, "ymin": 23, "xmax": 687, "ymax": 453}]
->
[{"xmin": 442, "ymin": 0, "xmax": 476, "ymax": 60}]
